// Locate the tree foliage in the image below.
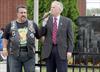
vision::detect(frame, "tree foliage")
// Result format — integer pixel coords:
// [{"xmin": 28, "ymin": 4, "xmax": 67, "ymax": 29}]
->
[
  {"xmin": 86, "ymin": 8, "xmax": 100, "ymax": 16},
  {"xmin": 26, "ymin": 0, "xmax": 34, "ymax": 19}
]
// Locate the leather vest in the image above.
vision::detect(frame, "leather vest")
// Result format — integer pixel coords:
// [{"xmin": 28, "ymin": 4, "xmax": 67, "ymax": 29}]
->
[{"xmin": 8, "ymin": 20, "xmax": 35, "ymax": 57}]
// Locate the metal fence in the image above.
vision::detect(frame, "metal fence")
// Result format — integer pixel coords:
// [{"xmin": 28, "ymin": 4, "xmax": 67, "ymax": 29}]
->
[
  {"xmin": 35, "ymin": 51, "xmax": 100, "ymax": 72},
  {"xmin": 0, "ymin": 51, "xmax": 100, "ymax": 72}
]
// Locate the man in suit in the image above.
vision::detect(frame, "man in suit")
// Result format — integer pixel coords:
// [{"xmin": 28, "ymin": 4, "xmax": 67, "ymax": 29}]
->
[{"xmin": 41, "ymin": 1, "xmax": 74, "ymax": 72}]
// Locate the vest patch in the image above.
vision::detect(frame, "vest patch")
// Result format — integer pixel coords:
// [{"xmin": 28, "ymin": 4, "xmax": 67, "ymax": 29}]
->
[{"xmin": 18, "ymin": 27, "xmax": 28, "ymax": 47}]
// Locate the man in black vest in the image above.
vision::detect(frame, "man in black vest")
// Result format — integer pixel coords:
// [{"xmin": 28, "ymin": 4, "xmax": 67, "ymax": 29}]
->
[
  {"xmin": 41, "ymin": 1, "xmax": 74, "ymax": 72},
  {"xmin": 2, "ymin": 5, "xmax": 40, "ymax": 72}
]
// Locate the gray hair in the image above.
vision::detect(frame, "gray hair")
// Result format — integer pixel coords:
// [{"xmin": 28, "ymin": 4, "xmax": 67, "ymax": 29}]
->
[{"xmin": 52, "ymin": 1, "xmax": 63, "ymax": 13}]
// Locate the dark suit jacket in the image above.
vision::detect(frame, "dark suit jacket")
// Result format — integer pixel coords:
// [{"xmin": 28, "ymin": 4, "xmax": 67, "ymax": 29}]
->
[{"xmin": 41, "ymin": 15, "xmax": 74, "ymax": 60}]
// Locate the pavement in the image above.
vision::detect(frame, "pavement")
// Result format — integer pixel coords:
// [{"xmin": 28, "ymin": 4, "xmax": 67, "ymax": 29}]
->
[
  {"xmin": 0, "ymin": 61, "xmax": 7, "ymax": 72},
  {"xmin": 0, "ymin": 61, "xmax": 41, "ymax": 72}
]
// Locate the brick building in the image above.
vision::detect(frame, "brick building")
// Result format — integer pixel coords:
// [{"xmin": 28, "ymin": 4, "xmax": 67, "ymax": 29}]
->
[
  {"xmin": 0, "ymin": 0, "xmax": 86, "ymax": 28},
  {"xmin": 0, "ymin": 0, "xmax": 26, "ymax": 28},
  {"xmin": 77, "ymin": 0, "xmax": 86, "ymax": 16}
]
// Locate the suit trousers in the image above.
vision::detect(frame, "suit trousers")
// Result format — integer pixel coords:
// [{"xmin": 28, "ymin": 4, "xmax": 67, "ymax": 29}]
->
[{"xmin": 46, "ymin": 45, "xmax": 67, "ymax": 72}]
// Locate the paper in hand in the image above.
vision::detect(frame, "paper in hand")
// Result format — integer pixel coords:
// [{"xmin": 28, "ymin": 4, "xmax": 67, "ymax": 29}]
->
[{"xmin": 1, "ymin": 53, "xmax": 7, "ymax": 60}]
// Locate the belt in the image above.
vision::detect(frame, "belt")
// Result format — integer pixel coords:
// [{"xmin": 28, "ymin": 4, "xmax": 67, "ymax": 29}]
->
[
  {"xmin": 52, "ymin": 44, "xmax": 57, "ymax": 46},
  {"xmin": 20, "ymin": 46, "xmax": 28, "ymax": 52},
  {"xmin": 20, "ymin": 49, "xmax": 28, "ymax": 52}
]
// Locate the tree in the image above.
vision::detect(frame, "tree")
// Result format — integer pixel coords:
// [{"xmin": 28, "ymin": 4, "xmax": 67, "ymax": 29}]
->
[{"xmin": 26, "ymin": 0, "xmax": 34, "ymax": 19}]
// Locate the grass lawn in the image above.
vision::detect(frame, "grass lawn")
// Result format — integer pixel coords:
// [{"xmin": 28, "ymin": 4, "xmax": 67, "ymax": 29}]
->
[{"xmin": 41, "ymin": 67, "xmax": 100, "ymax": 72}]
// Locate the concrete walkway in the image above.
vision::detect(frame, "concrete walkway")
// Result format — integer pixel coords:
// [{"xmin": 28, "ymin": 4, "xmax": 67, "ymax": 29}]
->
[
  {"xmin": 0, "ymin": 61, "xmax": 41, "ymax": 72},
  {"xmin": 0, "ymin": 61, "xmax": 6, "ymax": 72}
]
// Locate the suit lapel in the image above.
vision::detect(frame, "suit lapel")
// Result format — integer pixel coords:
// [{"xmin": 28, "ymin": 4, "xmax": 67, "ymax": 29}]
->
[
  {"xmin": 48, "ymin": 16, "xmax": 53, "ymax": 33},
  {"xmin": 49, "ymin": 16, "xmax": 63, "ymax": 34}
]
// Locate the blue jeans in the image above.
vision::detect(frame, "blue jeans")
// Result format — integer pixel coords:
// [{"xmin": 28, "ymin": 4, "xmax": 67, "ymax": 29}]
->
[
  {"xmin": 8, "ymin": 51, "xmax": 35, "ymax": 72},
  {"xmin": 0, "ymin": 48, "xmax": 2, "ymax": 51}
]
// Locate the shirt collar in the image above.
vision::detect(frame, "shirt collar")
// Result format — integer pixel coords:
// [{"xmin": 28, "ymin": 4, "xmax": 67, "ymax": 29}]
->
[{"xmin": 53, "ymin": 15, "xmax": 60, "ymax": 21}]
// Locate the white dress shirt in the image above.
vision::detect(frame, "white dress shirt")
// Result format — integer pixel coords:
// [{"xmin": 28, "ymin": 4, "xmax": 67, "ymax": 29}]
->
[{"xmin": 53, "ymin": 15, "xmax": 60, "ymax": 29}]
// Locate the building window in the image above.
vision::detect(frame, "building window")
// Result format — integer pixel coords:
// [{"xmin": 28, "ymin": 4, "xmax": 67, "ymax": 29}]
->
[{"xmin": 86, "ymin": 0, "xmax": 100, "ymax": 16}]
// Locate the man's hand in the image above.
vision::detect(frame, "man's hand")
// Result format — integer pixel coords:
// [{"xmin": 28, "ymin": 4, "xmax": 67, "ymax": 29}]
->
[
  {"xmin": 2, "ymin": 48, "xmax": 8, "ymax": 57},
  {"xmin": 42, "ymin": 12, "xmax": 50, "ymax": 27},
  {"xmin": 67, "ymin": 52, "xmax": 72, "ymax": 60}
]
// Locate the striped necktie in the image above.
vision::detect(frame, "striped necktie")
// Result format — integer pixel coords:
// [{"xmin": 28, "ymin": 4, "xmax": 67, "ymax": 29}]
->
[{"xmin": 52, "ymin": 17, "xmax": 57, "ymax": 44}]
